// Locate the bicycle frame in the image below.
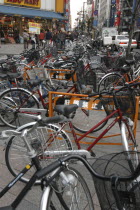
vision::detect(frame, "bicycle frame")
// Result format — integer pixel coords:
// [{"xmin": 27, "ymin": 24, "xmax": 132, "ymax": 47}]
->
[{"xmin": 40, "ymin": 108, "xmax": 134, "ymax": 156}]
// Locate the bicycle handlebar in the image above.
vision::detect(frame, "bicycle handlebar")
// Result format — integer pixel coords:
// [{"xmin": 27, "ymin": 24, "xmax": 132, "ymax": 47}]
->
[
  {"xmin": 36, "ymin": 154, "xmax": 137, "ymax": 182},
  {"xmin": 88, "ymin": 82, "xmax": 140, "ymax": 98}
]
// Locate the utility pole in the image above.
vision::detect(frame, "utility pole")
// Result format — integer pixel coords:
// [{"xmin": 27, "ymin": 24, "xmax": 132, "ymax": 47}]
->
[
  {"xmin": 83, "ymin": 2, "xmax": 87, "ymax": 32},
  {"xmin": 126, "ymin": 0, "xmax": 140, "ymax": 57}
]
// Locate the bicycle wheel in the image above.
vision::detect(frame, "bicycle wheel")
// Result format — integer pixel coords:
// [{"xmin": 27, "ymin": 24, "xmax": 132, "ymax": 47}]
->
[
  {"xmin": 44, "ymin": 167, "xmax": 94, "ymax": 210},
  {"xmin": 92, "ymin": 151, "xmax": 140, "ymax": 210},
  {"xmin": 0, "ymin": 88, "xmax": 40, "ymax": 128},
  {"xmin": 71, "ymin": 97, "xmax": 108, "ymax": 133},
  {"xmin": 5, "ymin": 123, "xmax": 72, "ymax": 184},
  {"xmin": 121, "ymin": 120, "xmax": 139, "ymax": 170},
  {"xmin": 98, "ymin": 73, "xmax": 126, "ymax": 93}
]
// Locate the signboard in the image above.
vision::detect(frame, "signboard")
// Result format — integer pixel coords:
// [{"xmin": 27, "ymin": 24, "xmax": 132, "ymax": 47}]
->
[
  {"xmin": 4, "ymin": 0, "xmax": 41, "ymax": 8},
  {"xmin": 87, "ymin": 0, "xmax": 93, "ymax": 5},
  {"xmin": 29, "ymin": 22, "xmax": 40, "ymax": 34},
  {"xmin": 94, "ymin": 10, "xmax": 98, "ymax": 16}
]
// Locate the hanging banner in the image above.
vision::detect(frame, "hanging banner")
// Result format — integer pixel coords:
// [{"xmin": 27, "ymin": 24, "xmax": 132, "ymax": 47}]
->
[
  {"xmin": 4, "ymin": 0, "xmax": 41, "ymax": 8},
  {"xmin": 29, "ymin": 22, "xmax": 40, "ymax": 34}
]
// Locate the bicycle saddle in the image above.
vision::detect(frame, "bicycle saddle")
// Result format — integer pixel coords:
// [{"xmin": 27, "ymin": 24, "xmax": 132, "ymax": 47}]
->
[
  {"xmin": 0, "ymin": 73, "xmax": 7, "ymax": 79},
  {"xmin": 120, "ymin": 65, "xmax": 130, "ymax": 73},
  {"xmin": 54, "ymin": 104, "xmax": 78, "ymax": 118},
  {"xmin": 27, "ymin": 79, "xmax": 43, "ymax": 87},
  {"xmin": 125, "ymin": 60, "xmax": 135, "ymax": 65},
  {"xmin": 0, "ymin": 59, "xmax": 7, "ymax": 65}
]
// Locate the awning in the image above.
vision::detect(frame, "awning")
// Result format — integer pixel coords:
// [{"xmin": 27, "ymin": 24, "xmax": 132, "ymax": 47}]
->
[{"xmin": 0, "ymin": 5, "xmax": 67, "ymax": 20}]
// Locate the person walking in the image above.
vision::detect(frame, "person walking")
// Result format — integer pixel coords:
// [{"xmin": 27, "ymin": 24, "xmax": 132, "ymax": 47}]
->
[
  {"xmin": 57, "ymin": 30, "xmax": 66, "ymax": 50},
  {"xmin": 45, "ymin": 29, "xmax": 52, "ymax": 47},
  {"xmin": 52, "ymin": 31, "xmax": 58, "ymax": 48},
  {"xmin": 30, "ymin": 34, "xmax": 36, "ymax": 49},
  {"xmin": 65, "ymin": 31, "xmax": 73, "ymax": 48},
  {"xmin": 39, "ymin": 29, "xmax": 45, "ymax": 47},
  {"xmin": 23, "ymin": 30, "xmax": 29, "ymax": 50},
  {"xmin": 13, "ymin": 28, "xmax": 20, "ymax": 43}
]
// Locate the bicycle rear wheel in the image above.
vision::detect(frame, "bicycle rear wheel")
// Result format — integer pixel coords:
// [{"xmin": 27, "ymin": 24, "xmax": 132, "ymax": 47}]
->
[
  {"xmin": 5, "ymin": 123, "xmax": 72, "ymax": 184},
  {"xmin": 44, "ymin": 167, "xmax": 94, "ymax": 210},
  {"xmin": 71, "ymin": 97, "xmax": 108, "ymax": 133}
]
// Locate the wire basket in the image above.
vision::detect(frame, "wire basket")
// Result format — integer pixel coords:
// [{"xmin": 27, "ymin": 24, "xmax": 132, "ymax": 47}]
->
[
  {"xmin": 92, "ymin": 151, "xmax": 140, "ymax": 210},
  {"xmin": 101, "ymin": 89, "xmax": 136, "ymax": 119},
  {"xmin": 26, "ymin": 68, "xmax": 45, "ymax": 80}
]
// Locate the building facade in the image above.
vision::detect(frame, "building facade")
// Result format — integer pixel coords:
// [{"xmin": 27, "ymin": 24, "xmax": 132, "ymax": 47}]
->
[{"xmin": 0, "ymin": 0, "xmax": 69, "ymax": 43}]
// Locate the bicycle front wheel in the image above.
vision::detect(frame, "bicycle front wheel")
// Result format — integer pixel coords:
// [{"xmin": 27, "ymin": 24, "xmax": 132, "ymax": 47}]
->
[
  {"xmin": 5, "ymin": 123, "xmax": 72, "ymax": 184},
  {"xmin": 43, "ymin": 167, "xmax": 94, "ymax": 210},
  {"xmin": 0, "ymin": 88, "xmax": 40, "ymax": 128},
  {"xmin": 98, "ymin": 73, "xmax": 126, "ymax": 93}
]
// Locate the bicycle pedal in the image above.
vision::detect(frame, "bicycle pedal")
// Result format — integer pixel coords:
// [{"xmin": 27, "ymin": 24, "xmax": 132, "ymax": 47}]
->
[{"xmin": 90, "ymin": 150, "xmax": 96, "ymax": 157}]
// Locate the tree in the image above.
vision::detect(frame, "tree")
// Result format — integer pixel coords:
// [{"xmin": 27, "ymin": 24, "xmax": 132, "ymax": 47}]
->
[{"xmin": 126, "ymin": 0, "xmax": 140, "ymax": 57}]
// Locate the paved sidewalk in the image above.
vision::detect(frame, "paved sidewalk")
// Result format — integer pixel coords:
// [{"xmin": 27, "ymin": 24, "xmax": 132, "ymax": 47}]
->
[{"xmin": 0, "ymin": 43, "xmax": 32, "ymax": 56}]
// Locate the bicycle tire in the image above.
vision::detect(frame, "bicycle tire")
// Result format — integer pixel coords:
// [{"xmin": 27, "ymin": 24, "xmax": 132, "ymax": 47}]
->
[
  {"xmin": 71, "ymin": 97, "xmax": 108, "ymax": 133},
  {"xmin": 98, "ymin": 72, "xmax": 126, "ymax": 93},
  {"xmin": 121, "ymin": 120, "xmax": 139, "ymax": 170},
  {"xmin": 5, "ymin": 123, "xmax": 72, "ymax": 184},
  {"xmin": 0, "ymin": 88, "xmax": 40, "ymax": 128},
  {"xmin": 44, "ymin": 167, "xmax": 94, "ymax": 210},
  {"xmin": 92, "ymin": 151, "xmax": 140, "ymax": 210}
]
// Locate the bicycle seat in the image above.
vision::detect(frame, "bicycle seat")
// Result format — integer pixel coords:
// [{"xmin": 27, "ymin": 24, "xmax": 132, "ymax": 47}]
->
[
  {"xmin": 7, "ymin": 73, "xmax": 21, "ymax": 79},
  {"xmin": 0, "ymin": 59, "xmax": 7, "ymax": 64},
  {"xmin": 27, "ymin": 79, "xmax": 43, "ymax": 87},
  {"xmin": 0, "ymin": 206, "xmax": 14, "ymax": 210},
  {"xmin": 53, "ymin": 60, "xmax": 65, "ymax": 68},
  {"xmin": 0, "ymin": 73, "xmax": 8, "ymax": 79},
  {"xmin": 54, "ymin": 104, "xmax": 78, "ymax": 118},
  {"xmin": 125, "ymin": 60, "xmax": 135, "ymax": 65},
  {"xmin": 120, "ymin": 66, "xmax": 130, "ymax": 73}
]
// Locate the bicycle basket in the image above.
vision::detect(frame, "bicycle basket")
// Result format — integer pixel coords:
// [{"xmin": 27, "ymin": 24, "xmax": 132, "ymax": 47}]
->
[
  {"xmin": 101, "ymin": 89, "xmax": 136, "ymax": 119},
  {"xmin": 92, "ymin": 151, "xmax": 140, "ymax": 210}
]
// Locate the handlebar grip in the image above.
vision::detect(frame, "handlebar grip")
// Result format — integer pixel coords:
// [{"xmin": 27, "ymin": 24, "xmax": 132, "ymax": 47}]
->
[
  {"xmin": 36, "ymin": 160, "xmax": 61, "ymax": 179},
  {"xmin": 88, "ymin": 92, "xmax": 99, "ymax": 97}
]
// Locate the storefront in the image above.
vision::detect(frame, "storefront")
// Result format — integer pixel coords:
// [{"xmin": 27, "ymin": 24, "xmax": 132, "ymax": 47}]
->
[{"xmin": 0, "ymin": 0, "xmax": 67, "ymax": 43}]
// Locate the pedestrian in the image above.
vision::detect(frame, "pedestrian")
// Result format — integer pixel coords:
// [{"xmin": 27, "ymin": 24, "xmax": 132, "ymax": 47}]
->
[
  {"xmin": 39, "ymin": 29, "xmax": 45, "ymax": 47},
  {"xmin": 65, "ymin": 31, "xmax": 71, "ymax": 48},
  {"xmin": 52, "ymin": 31, "xmax": 58, "ymax": 48},
  {"xmin": 35, "ymin": 34, "xmax": 39, "ymax": 48},
  {"xmin": 45, "ymin": 29, "xmax": 52, "ymax": 47},
  {"xmin": 57, "ymin": 30, "xmax": 66, "ymax": 49},
  {"xmin": 30, "ymin": 34, "xmax": 36, "ymax": 49},
  {"xmin": 23, "ymin": 30, "xmax": 29, "ymax": 50},
  {"xmin": 13, "ymin": 28, "xmax": 20, "ymax": 43}
]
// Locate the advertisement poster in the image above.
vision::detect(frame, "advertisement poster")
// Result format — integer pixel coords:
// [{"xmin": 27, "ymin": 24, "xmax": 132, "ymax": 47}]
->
[
  {"xmin": 4, "ymin": 0, "xmax": 41, "ymax": 8},
  {"xmin": 29, "ymin": 22, "xmax": 40, "ymax": 34}
]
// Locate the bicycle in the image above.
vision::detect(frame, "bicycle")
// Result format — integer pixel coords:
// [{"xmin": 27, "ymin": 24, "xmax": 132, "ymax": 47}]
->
[
  {"xmin": 0, "ymin": 56, "xmax": 99, "ymax": 129},
  {"xmin": 5, "ymin": 83, "xmax": 139, "ymax": 185},
  {"xmin": 0, "ymin": 115, "xmax": 94, "ymax": 210},
  {"xmin": 38, "ymin": 151, "xmax": 140, "ymax": 210},
  {"xmin": 98, "ymin": 52, "xmax": 140, "ymax": 93},
  {"xmin": 2, "ymin": 133, "xmax": 140, "ymax": 210}
]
